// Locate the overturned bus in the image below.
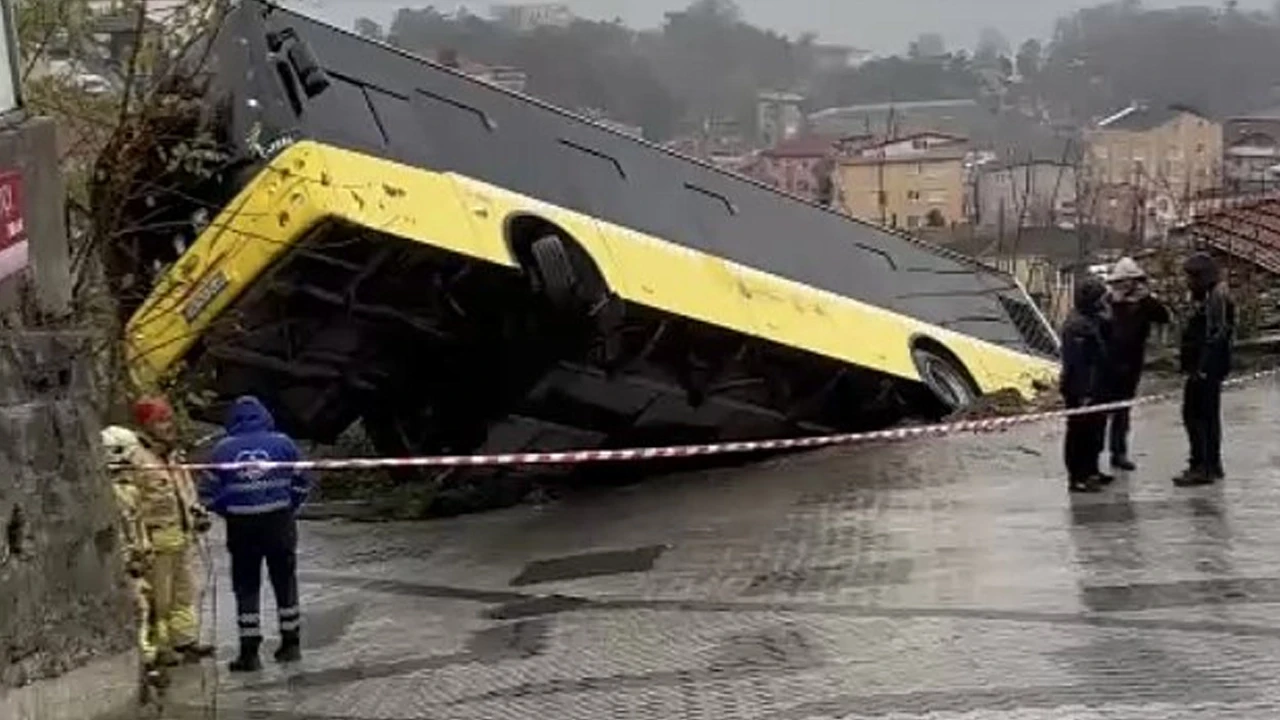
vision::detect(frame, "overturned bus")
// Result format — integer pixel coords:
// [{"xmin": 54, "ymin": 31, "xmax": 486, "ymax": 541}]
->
[{"xmin": 120, "ymin": 0, "xmax": 1060, "ymax": 471}]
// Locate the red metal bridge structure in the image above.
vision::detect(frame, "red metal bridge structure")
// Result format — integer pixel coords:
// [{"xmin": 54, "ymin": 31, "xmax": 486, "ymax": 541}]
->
[{"xmin": 1178, "ymin": 191, "xmax": 1280, "ymax": 275}]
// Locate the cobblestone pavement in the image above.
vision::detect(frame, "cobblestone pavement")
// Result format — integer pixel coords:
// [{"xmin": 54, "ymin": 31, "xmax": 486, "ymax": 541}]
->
[{"xmin": 164, "ymin": 377, "xmax": 1280, "ymax": 719}]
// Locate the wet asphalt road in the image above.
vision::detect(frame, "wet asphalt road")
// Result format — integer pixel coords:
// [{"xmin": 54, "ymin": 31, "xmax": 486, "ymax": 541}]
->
[{"xmin": 164, "ymin": 376, "xmax": 1280, "ymax": 719}]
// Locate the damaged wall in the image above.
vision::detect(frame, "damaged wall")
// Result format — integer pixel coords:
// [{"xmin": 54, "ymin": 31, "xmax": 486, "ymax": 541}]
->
[
  {"xmin": 0, "ymin": 332, "xmax": 133, "ymax": 687},
  {"xmin": 0, "ymin": 117, "xmax": 136, "ymax": 719}
]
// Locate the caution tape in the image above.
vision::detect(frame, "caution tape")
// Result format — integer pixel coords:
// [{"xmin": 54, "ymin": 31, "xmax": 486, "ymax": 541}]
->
[{"xmin": 120, "ymin": 367, "xmax": 1278, "ymax": 474}]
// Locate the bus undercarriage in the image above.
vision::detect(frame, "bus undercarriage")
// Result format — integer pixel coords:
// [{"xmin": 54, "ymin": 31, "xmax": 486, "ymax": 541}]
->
[{"xmin": 182, "ymin": 221, "xmax": 943, "ymax": 464}]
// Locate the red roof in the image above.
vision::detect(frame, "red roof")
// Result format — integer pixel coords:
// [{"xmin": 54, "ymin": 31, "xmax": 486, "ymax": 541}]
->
[{"xmin": 762, "ymin": 135, "xmax": 839, "ymax": 158}]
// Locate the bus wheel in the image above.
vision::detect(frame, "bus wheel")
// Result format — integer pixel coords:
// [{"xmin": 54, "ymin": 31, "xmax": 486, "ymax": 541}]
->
[
  {"xmin": 530, "ymin": 235, "xmax": 582, "ymax": 312},
  {"xmin": 911, "ymin": 345, "xmax": 979, "ymax": 411}
]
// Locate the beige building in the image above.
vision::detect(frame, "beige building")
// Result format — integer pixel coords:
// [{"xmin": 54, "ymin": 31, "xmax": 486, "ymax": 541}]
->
[
  {"xmin": 1084, "ymin": 104, "xmax": 1223, "ymax": 200},
  {"xmin": 836, "ymin": 132, "xmax": 968, "ymax": 229}
]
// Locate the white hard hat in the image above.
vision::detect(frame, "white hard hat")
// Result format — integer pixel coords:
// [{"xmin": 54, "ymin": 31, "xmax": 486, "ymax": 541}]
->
[
  {"xmin": 1107, "ymin": 256, "xmax": 1147, "ymax": 282},
  {"xmin": 101, "ymin": 425, "xmax": 141, "ymax": 465}
]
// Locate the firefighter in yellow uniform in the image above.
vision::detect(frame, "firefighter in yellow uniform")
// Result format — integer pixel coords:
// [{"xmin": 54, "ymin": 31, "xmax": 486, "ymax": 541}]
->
[
  {"xmin": 131, "ymin": 396, "xmax": 216, "ymax": 665},
  {"xmin": 102, "ymin": 425, "xmax": 160, "ymax": 682}
]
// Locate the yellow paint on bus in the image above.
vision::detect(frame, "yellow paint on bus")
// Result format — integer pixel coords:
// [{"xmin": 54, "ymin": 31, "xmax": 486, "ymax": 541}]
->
[{"xmin": 126, "ymin": 141, "xmax": 1058, "ymax": 396}]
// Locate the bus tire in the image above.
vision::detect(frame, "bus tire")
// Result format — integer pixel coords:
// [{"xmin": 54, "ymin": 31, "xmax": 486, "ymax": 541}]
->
[
  {"xmin": 911, "ymin": 344, "xmax": 980, "ymax": 411},
  {"xmin": 530, "ymin": 235, "xmax": 580, "ymax": 311}
]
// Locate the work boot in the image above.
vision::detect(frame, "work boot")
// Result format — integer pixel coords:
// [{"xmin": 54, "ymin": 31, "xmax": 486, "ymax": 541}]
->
[
  {"xmin": 155, "ymin": 648, "xmax": 182, "ymax": 668},
  {"xmin": 228, "ymin": 638, "xmax": 262, "ymax": 673},
  {"xmin": 1174, "ymin": 468, "xmax": 1214, "ymax": 487},
  {"xmin": 175, "ymin": 642, "xmax": 216, "ymax": 664},
  {"xmin": 1111, "ymin": 456, "xmax": 1137, "ymax": 472},
  {"xmin": 1068, "ymin": 476, "xmax": 1102, "ymax": 493},
  {"xmin": 143, "ymin": 662, "xmax": 168, "ymax": 688},
  {"xmin": 274, "ymin": 630, "xmax": 302, "ymax": 664}
]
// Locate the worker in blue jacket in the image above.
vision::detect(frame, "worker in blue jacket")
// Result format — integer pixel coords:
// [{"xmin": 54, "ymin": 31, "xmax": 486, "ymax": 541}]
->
[{"xmin": 202, "ymin": 396, "xmax": 311, "ymax": 672}]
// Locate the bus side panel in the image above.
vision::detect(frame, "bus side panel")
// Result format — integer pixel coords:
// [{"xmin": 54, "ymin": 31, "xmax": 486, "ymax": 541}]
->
[
  {"xmin": 126, "ymin": 142, "xmax": 517, "ymax": 389},
  {"xmin": 945, "ymin": 334, "xmax": 1056, "ymax": 394},
  {"xmin": 315, "ymin": 146, "xmax": 515, "ymax": 268},
  {"xmin": 448, "ymin": 176, "xmax": 634, "ymax": 298},
  {"xmin": 436, "ymin": 169, "xmax": 934, "ymax": 388},
  {"xmin": 446, "ymin": 175, "xmax": 758, "ymax": 340},
  {"xmin": 731, "ymin": 265, "xmax": 918, "ymax": 381},
  {"xmin": 595, "ymin": 223, "xmax": 759, "ymax": 339},
  {"xmin": 421, "ymin": 161, "xmax": 1056, "ymax": 396},
  {"xmin": 127, "ymin": 151, "xmax": 329, "ymax": 387}
]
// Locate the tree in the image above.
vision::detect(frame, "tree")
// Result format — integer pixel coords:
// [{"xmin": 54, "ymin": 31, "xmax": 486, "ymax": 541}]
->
[
  {"xmin": 1034, "ymin": 2, "xmax": 1280, "ymax": 122},
  {"xmin": 16, "ymin": 0, "xmax": 230, "ymax": 413},
  {"xmin": 811, "ymin": 54, "xmax": 980, "ymax": 108},
  {"xmin": 975, "ymin": 26, "xmax": 1010, "ymax": 62},
  {"xmin": 681, "ymin": 0, "xmax": 742, "ymax": 23},
  {"xmin": 354, "ymin": 17, "xmax": 384, "ymax": 40},
  {"xmin": 908, "ymin": 32, "xmax": 947, "ymax": 60},
  {"xmin": 1016, "ymin": 38, "xmax": 1043, "ymax": 79}
]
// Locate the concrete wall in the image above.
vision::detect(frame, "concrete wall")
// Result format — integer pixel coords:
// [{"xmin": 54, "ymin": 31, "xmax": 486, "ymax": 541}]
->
[{"xmin": 0, "ymin": 117, "xmax": 137, "ymax": 719}]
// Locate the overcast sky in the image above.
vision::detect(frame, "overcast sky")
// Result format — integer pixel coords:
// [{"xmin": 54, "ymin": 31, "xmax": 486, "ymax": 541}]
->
[{"xmin": 290, "ymin": 0, "xmax": 1272, "ymax": 54}]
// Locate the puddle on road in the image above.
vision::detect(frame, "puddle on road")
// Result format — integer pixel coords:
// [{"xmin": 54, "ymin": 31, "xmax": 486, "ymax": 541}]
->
[
  {"xmin": 509, "ymin": 544, "xmax": 668, "ymax": 586},
  {"xmin": 467, "ymin": 619, "xmax": 550, "ymax": 663}
]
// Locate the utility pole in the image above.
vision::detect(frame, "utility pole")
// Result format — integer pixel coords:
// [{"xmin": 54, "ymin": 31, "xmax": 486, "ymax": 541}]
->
[
  {"xmin": 877, "ymin": 105, "xmax": 894, "ymax": 226},
  {"xmin": 1011, "ymin": 152, "xmax": 1033, "ymax": 267},
  {"xmin": 997, "ymin": 197, "xmax": 1005, "ymax": 257}
]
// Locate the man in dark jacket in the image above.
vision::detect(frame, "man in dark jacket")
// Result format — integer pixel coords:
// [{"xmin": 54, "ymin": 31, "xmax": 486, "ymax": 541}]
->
[
  {"xmin": 1103, "ymin": 257, "xmax": 1171, "ymax": 471},
  {"xmin": 1176, "ymin": 252, "xmax": 1235, "ymax": 486},
  {"xmin": 203, "ymin": 396, "xmax": 311, "ymax": 672},
  {"xmin": 1059, "ymin": 276, "xmax": 1112, "ymax": 493}
]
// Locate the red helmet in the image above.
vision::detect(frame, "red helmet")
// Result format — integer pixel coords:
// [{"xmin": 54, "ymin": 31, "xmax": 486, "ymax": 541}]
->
[{"xmin": 133, "ymin": 396, "xmax": 174, "ymax": 427}]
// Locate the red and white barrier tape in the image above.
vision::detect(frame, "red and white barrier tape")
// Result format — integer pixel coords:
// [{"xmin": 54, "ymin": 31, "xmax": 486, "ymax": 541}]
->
[{"xmin": 131, "ymin": 367, "xmax": 1278, "ymax": 473}]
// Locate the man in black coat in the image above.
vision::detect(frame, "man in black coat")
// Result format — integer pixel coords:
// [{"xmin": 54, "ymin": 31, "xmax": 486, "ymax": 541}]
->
[
  {"xmin": 1103, "ymin": 257, "xmax": 1170, "ymax": 471},
  {"xmin": 1060, "ymin": 276, "xmax": 1112, "ymax": 493},
  {"xmin": 1176, "ymin": 252, "xmax": 1235, "ymax": 486}
]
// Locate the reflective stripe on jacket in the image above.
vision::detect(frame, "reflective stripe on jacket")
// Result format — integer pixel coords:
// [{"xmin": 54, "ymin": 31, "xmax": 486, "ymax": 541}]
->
[
  {"xmin": 111, "ymin": 478, "xmax": 153, "ymax": 573},
  {"xmin": 127, "ymin": 445, "xmax": 201, "ymax": 552},
  {"xmin": 204, "ymin": 397, "xmax": 311, "ymax": 517}
]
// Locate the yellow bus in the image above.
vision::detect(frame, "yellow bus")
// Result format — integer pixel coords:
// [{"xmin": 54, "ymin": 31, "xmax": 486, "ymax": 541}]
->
[{"xmin": 123, "ymin": 0, "xmax": 1058, "ymax": 464}]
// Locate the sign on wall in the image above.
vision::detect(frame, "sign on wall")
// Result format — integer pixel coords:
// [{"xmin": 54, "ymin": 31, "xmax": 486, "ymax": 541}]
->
[{"xmin": 0, "ymin": 170, "xmax": 27, "ymax": 283}]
